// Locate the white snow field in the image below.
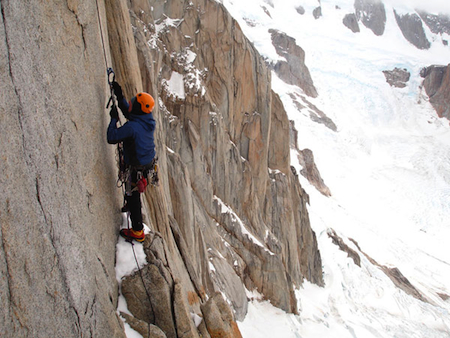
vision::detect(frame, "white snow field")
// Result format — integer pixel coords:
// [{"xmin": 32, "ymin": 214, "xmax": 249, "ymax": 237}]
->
[{"xmin": 221, "ymin": 0, "xmax": 450, "ymax": 337}]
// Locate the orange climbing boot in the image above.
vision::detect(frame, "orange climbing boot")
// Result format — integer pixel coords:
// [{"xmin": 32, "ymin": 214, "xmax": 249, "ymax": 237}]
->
[{"xmin": 120, "ymin": 228, "xmax": 145, "ymax": 243}]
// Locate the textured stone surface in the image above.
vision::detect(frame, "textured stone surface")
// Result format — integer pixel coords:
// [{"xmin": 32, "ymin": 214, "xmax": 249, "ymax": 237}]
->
[
  {"xmin": 296, "ymin": 6, "xmax": 305, "ymax": 15},
  {"xmin": 290, "ymin": 121, "xmax": 332, "ymax": 198},
  {"xmin": 421, "ymin": 65, "xmax": 450, "ymax": 121},
  {"xmin": 201, "ymin": 293, "xmax": 243, "ymax": 338},
  {"xmin": 173, "ymin": 281, "xmax": 201, "ymax": 338},
  {"xmin": 120, "ymin": 312, "xmax": 167, "ymax": 338},
  {"xmin": 288, "ymin": 92, "xmax": 337, "ymax": 131},
  {"xmin": 313, "ymin": 6, "xmax": 322, "ymax": 19},
  {"xmin": 209, "ymin": 253, "xmax": 248, "ymax": 321},
  {"xmin": 1, "ymin": 0, "xmax": 324, "ymax": 336},
  {"xmin": 354, "ymin": 0, "xmax": 386, "ymax": 36},
  {"xmin": 269, "ymin": 91, "xmax": 291, "ymax": 174},
  {"xmin": 343, "ymin": 13, "xmax": 360, "ymax": 32},
  {"xmin": 418, "ymin": 11, "xmax": 450, "ymax": 35},
  {"xmin": 298, "ymin": 149, "xmax": 332, "ymax": 197},
  {"xmin": 327, "ymin": 229, "xmax": 361, "ymax": 267},
  {"xmin": 383, "ymin": 67, "xmax": 410, "ymax": 88},
  {"xmin": 269, "ymin": 29, "xmax": 318, "ymax": 98},
  {"xmin": 0, "ymin": 1, "xmax": 124, "ymax": 336},
  {"xmin": 394, "ymin": 11, "xmax": 431, "ymax": 50}
]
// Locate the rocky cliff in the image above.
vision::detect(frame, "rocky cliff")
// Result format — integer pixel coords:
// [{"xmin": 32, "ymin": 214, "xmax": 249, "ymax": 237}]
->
[
  {"xmin": 394, "ymin": 11, "xmax": 431, "ymax": 50},
  {"xmin": 1, "ymin": 1, "xmax": 123, "ymax": 336},
  {"xmin": 340, "ymin": 0, "xmax": 450, "ymax": 50},
  {"xmin": 421, "ymin": 64, "xmax": 450, "ymax": 121},
  {"xmin": 354, "ymin": 0, "xmax": 386, "ymax": 36},
  {"xmin": 0, "ymin": 0, "xmax": 323, "ymax": 337}
]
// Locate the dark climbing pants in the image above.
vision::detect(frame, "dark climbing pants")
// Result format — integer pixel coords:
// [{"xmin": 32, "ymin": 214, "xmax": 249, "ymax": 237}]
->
[{"xmin": 125, "ymin": 170, "xmax": 143, "ymax": 231}]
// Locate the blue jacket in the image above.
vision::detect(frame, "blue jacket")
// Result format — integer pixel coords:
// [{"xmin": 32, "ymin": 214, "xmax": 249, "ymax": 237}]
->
[{"xmin": 107, "ymin": 111, "xmax": 156, "ymax": 166}]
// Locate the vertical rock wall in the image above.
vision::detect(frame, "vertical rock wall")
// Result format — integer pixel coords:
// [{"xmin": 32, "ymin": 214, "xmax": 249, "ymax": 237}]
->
[
  {"xmin": 124, "ymin": 0, "xmax": 323, "ymax": 317},
  {"xmin": 421, "ymin": 64, "xmax": 450, "ymax": 121},
  {"xmin": 0, "ymin": 0, "xmax": 124, "ymax": 336},
  {"xmin": 354, "ymin": 0, "xmax": 386, "ymax": 36},
  {"xmin": 394, "ymin": 11, "xmax": 431, "ymax": 50}
]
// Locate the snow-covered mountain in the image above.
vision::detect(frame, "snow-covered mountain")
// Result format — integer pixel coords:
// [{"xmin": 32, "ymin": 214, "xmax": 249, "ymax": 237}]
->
[
  {"xmin": 219, "ymin": 0, "xmax": 450, "ymax": 336},
  {"xmin": 3, "ymin": 0, "xmax": 449, "ymax": 336}
]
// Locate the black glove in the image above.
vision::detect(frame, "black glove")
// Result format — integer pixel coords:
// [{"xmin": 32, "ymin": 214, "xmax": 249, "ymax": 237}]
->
[
  {"xmin": 111, "ymin": 81, "xmax": 124, "ymax": 101},
  {"xmin": 110, "ymin": 105, "xmax": 119, "ymax": 120}
]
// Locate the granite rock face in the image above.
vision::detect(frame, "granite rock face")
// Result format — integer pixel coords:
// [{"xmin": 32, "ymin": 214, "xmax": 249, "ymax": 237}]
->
[
  {"xmin": 0, "ymin": 0, "xmax": 324, "ymax": 336},
  {"xmin": 394, "ymin": 11, "xmax": 431, "ymax": 50},
  {"xmin": 290, "ymin": 121, "xmax": 332, "ymax": 197},
  {"xmin": 418, "ymin": 11, "xmax": 450, "ymax": 36},
  {"xmin": 343, "ymin": 13, "xmax": 360, "ymax": 33},
  {"xmin": 354, "ymin": 0, "xmax": 386, "ymax": 36},
  {"xmin": 421, "ymin": 65, "xmax": 450, "ymax": 121},
  {"xmin": 383, "ymin": 67, "xmax": 410, "ymax": 88},
  {"xmin": 269, "ymin": 29, "xmax": 318, "ymax": 98},
  {"xmin": 0, "ymin": 1, "xmax": 125, "ymax": 337},
  {"xmin": 313, "ymin": 6, "xmax": 322, "ymax": 20}
]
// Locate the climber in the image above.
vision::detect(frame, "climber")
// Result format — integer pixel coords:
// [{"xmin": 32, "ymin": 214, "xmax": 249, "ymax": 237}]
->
[{"xmin": 107, "ymin": 80, "xmax": 156, "ymax": 243}]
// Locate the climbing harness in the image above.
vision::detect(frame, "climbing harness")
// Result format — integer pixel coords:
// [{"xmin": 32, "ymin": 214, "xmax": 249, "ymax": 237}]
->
[{"xmin": 119, "ymin": 157, "xmax": 159, "ymax": 193}]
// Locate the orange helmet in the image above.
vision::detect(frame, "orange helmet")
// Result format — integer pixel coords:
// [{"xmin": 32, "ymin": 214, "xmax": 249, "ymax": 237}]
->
[{"xmin": 136, "ymin": 92, "xmax": 154, "ymax": 114}]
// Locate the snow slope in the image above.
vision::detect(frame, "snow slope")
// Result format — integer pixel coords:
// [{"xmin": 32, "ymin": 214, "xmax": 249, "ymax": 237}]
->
[
  {"xmin": 221, "ymin": 0, "xmax": 450, "ymax": 337},
  {"xmin": 115, "ymin": 213, "xmax": 151, "ymax": 337}
]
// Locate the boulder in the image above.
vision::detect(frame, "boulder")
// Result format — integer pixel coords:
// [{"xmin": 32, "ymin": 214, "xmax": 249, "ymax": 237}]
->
[
  {"xmin": 120, "ymin": 313, "xmax": 167, "ymax": 338},
  {"xmin": 296, "ymin": 6, "xmax": 305, "ymax": 15},
  {"xmin": 343, "ymin": 13, "xmax": 360, "ymax": 33},
  {"xmin": 313, "ymin": 6, "xmax": 322, "ymax": 19},
  {"xmin": 121, "ymin": 263, "xmax": 176, "ymax": 338},
  {"xmin": 173, "ymin": 282, "xmax": 201, "ymax": 338},
  {"xmin": 201, "ymin": 293, "xmax": 243, "ymax": 338},
  {"xmin": 382, "ymin": 67, "xmax": 410, "ymax": 88}
]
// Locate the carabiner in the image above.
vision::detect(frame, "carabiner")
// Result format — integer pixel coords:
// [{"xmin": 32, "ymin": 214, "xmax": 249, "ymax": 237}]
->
[{"xmin": 107, "ymin": 67, "xmax": 115, "ymax": 86}]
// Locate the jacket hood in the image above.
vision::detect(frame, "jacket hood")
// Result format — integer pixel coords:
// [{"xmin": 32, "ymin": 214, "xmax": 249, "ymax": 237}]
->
[{"xmin": 128, "ymin": 112, "xmax": 155, "ymax": 131}]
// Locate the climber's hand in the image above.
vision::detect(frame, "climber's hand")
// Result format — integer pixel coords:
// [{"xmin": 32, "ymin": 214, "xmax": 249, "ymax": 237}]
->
[
  {"xmin": 111, "ymin": 81, "xmax": 124, "ymax": 101},
  {"xmin": 110, "ymin": 105, "xmax": 119, "ymax": 120}
]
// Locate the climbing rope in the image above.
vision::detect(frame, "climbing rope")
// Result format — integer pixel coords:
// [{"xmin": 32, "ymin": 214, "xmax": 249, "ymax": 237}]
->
[
  {"xmin": 125, "ymin": 213, "xmax": 154, "ymax": 338},
  {"xmin": 95, "ymin": 0, "xmax": 109, "ymax": 71},
  {"xmin": 95, "ymin": 2, "xmax": 153, "ymax": 336},
  {"xmin": 95, "ymin": 0, "xmax": 127, "ymax": 187},
  {"xmin": 94, "ymin": 0, "xmax": 118, "ymax": 115}
]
